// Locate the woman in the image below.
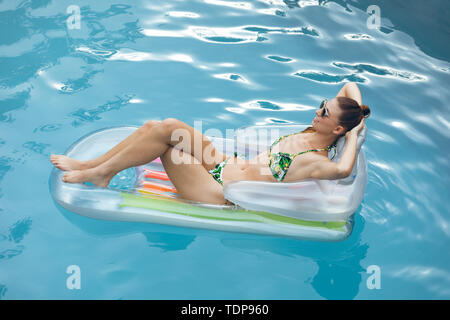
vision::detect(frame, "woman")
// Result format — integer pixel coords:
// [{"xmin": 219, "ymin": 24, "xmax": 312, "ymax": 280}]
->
[{"xmin": 50, "ymin": 82, "xmax": 370, "ymax": 205}]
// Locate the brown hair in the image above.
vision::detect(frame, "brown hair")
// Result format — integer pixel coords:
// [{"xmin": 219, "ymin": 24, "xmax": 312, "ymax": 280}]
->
[
  {"xmin": 302, "ymin": 97, "xmax": 370, "ymax": 135},
  {"xmin": 336, "ymin": 96, "xmax": 370, "ymax": 132}
]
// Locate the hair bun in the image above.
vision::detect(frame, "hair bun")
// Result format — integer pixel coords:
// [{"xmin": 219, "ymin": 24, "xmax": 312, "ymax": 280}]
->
[{"xmin": 360, "ymin": 104, "xmax": 371, "ymax": 118}]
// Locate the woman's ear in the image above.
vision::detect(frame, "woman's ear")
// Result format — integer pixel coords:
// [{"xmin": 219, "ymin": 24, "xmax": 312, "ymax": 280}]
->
[{"xmin": 333, "ymin": 125, "xmax": 346, "ymax": 136}]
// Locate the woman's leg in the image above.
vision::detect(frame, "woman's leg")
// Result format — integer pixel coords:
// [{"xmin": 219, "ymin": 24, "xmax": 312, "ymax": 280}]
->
[
  {"xmin": 50, "ymin": 120, "xmax": 161, "ymax": 171},
  {"xmin": 160, "ymin": 145, "xmax": 228, "ymax": 204},
  {"xmin": 61, "ymin": 118, "xmax": 227, "ymax": 187}
]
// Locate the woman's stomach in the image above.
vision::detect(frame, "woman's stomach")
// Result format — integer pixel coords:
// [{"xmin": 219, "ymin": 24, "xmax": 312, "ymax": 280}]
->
[{"xmin": 222, "ymin": 155, "xmax": 275, "ymax": 186}]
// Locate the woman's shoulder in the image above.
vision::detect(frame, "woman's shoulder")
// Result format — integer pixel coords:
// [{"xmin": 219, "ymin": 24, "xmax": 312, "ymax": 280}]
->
[
  {"xmin": 292, "ymin": 150, "xmax": 330, "ymax": 167},
  {"xmin": 281, "ymin": 152, "xmax": 330, "ymax": 182}
]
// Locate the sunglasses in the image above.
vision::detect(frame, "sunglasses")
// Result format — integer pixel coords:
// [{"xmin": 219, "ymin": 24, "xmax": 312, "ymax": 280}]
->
[{"xmin": 318, "ymin": 99, "xmax": 330, "ymax": 118}]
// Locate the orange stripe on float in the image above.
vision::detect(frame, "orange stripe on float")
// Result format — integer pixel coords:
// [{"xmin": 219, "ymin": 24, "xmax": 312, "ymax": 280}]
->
[
  {"xmin": 143, "ymin": 168, "xmax": 170, "ymax": 181},
  {"xmin": 140, "ymin": 181, "xmax": 178, "ymax": 193}
]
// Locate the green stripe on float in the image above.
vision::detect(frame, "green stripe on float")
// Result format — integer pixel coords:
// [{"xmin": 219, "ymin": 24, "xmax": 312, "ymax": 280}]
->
[{"xmin": 119, "ymin": 192, "xmax": 347, "ymax": 231}]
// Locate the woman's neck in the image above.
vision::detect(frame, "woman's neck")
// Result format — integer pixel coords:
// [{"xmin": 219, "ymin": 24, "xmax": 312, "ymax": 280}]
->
[{"xmin": 305, "ymin": 131, "xmax": 337, "ymax": 149}]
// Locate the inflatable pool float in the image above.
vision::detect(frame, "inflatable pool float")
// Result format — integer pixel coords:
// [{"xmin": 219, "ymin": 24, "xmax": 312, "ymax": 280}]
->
[{"xmin": 49, "ymin": 124, "xmax": 367, "ymax": 241}]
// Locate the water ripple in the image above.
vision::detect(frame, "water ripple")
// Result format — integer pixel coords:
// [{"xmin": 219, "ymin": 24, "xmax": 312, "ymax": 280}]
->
[
  {"xmin": 257, "ymin": 8, "xmax": 286, "ymax": 17},
  {"xmin": 204, "ymin": 0, "xmax": 286, "ymax": 17},
  {"xmin": 0, "ymin": 89, "xmax": 31, "ymax": 123},
  {"xmin": 205, "ymin": 98, "xmax": 226, "ymax": 103},
  {"xmin": 0, "ymin": 157, "xmax": 12, "ymax": 186},
  {"xmin": 0, "ymin": 247, "xmax": 24, "ymax": 260},
  {"xmin": 266, "ymin": 55, "xmax": 294, "ymax": 63},
  {"xmin": 0, "ymin": 33, "xmax": 46, "ymax": 58},
  {"xmin": 108, "ymin": 48, "xmax": 194, "ymax": 64},
  {"xmin": 332, "ymin": 62, "xmax": 427, "ymax": 82},
  {"xmin": 213, "ymin": 73, "xmax": 248, "ymax": 84},
  {"xmin": 69, "ymin": 95, "xmax": 135, "ymax": 127},
  {"xmin": 369, "ymin": 130, "xmax": 398, "ymax": 145},
  {"xmin": 390, "ymin": 266, "xmax": 450, "ymax": 297},
  {"xmin": 225, "ymin": 107, "xmax": 246, "ymax": 114},
  {"xmin": 293, "ymin": 70, "xmax": 368, "ymax": 83},
  {"xmin": 264, "ymin": 118, "xmax": 293, "ymax": 124},
  {"xmin": 240, "ymin": 100, "xmax": 315, "ymax": 111},
  {"xmin": 32, "ymin": 124, "xmax": 62, "ymax": 133},
  {"xmin": 0, "ymin": 284, "xmax": 6, "ymax": 299},
  {"xmin": 22, "ymin": 141, "xmax": 51, "ymax": 156},
  {"xmin": 57, "ymin": 69, "xmax": 103, "ymax": 94},
  {"xmin": 343, "ymin": 33, "xmax": 374, "ymax": 41},
  {"xmin": 8, "ymin": 218, "xmax": 32, "ymax": 243},
  {"xmin": 166, "ymin": 11, "xmax": 201, "ymax": 19},
  {"xmin": 204, "ymin": 0, "xmax": 253, "ymax": 10},
  {"xmin": 243, "ymin": 25, "xmax": 319, "ymax": 37},
  {"xmin": 141, "ymin": 25, "xmax": 319, "ymax": 44},
  {"xmin": 389, "ymin": 120, "xmax": 436, "ymax": 148},
  {"xmin": 75, "ymin": 46, "xmax": 116, "ymax": 59}
]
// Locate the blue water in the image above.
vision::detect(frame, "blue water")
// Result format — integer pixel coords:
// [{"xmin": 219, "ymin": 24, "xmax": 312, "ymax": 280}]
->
[{"xmin": 1, "ymin": 0, "xmax": 449, "ymax": 299}]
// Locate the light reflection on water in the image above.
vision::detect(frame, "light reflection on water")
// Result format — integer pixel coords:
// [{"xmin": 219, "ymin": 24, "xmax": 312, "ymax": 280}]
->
[{"xmin": 0, "ymin": 0, "xmax": 449, "ymax": 299}]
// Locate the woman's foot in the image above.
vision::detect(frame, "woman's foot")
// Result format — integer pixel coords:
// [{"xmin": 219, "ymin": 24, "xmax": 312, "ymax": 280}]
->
[
  {"xmin": 62, "ymin": 167, "xmax": 113, "ymax": 188},
  {"xmin": 50, "ymin": 154, "xmax": 90, "ymax": 171}
]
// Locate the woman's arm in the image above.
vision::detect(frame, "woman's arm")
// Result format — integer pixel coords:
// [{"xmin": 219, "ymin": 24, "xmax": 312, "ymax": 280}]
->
[
  {"xmin": 336, "ymin": 82, "xmax": 362, "ymax": 105},
  {"xmin": 308, "ymin": 132, "xmax": 358, "ymax": 179},
  {"xmin": 289, "ymin": 118, "xmax": 365, "ymax": 181}
]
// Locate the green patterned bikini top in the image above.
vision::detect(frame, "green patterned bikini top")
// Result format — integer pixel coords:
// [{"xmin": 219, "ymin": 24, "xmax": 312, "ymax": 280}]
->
[{"xmin": 268, "ymin": 132, "xmax": 336, "ymax": 182}]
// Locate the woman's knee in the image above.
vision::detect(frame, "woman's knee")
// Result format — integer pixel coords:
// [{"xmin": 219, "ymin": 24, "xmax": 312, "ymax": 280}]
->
[
  {"xmin": 139, "ymin": 118, "xmax": 181, "ymax": 143},
  {"xmin": 140, "ymin": 120, "xmax": 161, "ymax": 133},
  {"xmin": 161, "ymin": 118, "xmax": 182, "ymax": 130},
  {"xmin": 159, "ymin": 118, "xmax": 187, "ymax": 140}
]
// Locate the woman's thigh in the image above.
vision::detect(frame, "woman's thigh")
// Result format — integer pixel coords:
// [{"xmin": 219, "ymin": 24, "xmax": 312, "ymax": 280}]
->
[
  {"xmin": 160, "ymin": 118, "xmax": 227, "ymax": 172},
  {"xmin": 160, "ymin": 145, "xmax": 227, "ymax": 205}
]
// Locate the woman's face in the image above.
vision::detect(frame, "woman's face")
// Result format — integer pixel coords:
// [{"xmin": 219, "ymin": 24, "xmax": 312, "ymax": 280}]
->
[{"xmin": 312, "ymin": 98, "xmax": 345, "ymax": 136}]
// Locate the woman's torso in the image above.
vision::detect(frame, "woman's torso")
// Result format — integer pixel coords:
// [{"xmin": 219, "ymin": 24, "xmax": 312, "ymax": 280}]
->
[{"xmin": 222, "ymin": 132, "xmax": 330, "ymax": 186}]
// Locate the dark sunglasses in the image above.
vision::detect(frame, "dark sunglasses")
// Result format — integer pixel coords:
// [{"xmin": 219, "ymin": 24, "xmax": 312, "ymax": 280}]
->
[{"xmin": 318, "ymin": 99, "xmax": 330, "ymax": 118}]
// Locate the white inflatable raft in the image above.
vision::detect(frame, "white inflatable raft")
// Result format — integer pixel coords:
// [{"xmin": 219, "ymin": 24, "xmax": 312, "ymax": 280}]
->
[{"xmin": 49, "ymin": 124, "xmax": 367, "ymax": 241}]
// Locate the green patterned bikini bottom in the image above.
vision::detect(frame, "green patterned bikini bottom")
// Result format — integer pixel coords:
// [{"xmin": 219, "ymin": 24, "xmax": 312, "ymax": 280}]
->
[{"xmin": 208, "ymin": 152, "xmax": 238, "ymax": 185}]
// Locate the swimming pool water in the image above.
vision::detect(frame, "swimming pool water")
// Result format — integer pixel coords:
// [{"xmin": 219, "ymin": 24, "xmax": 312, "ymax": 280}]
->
[{"xmin": 0, "ymin": 0, "xmax": 449, "ymax": 299}]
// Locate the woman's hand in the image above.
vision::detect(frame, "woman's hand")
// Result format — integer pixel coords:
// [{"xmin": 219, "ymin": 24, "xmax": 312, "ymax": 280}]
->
[{"xmin": 345, "ymin": 117, "xmax": 365, "ymax": 138}]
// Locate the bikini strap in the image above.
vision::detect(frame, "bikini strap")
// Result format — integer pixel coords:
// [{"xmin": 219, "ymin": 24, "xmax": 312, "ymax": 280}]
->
[{"xmin": 290, "ymin": 142, "xmax": 336, "ymax": 159}]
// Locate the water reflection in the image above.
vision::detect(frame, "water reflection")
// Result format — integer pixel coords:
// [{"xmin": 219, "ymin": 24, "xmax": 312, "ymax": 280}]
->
[
  {"xmin": 141, "ymin": 24, "xmax": 319, "ymax": 44},
  {"xmin": 332, "ymin": 62, "xmax": 427, "ymax": 82},
  {"xmin": 143, "ymin": 232, "xmax": 196, "ymax": 252},
  {"xmin": 330, "ymin": 0, "xmax": 450, "ymax": 62},
  {"xmin": 55, "ymin": 200, "xmax": 367, "ymax": 299},
  {"xmin": 293, "ymin": 70, "xmax": 368, "ymax": 84},
  {"xmin": 0, "ymin": 89, "xmax": 31, "ymax": 123},
  {"xmin": 69, "ymin": 94, "xmax": 136, "ymax": 127},
  {"xmin": 220, "ymin": 213, "xmax": 367, "ymax": 299},
  {"xmin": 0, "ymin": 2, "xmax": 145, "ymax": 125},
  {"xmin": 0, "ymin": 284, "xmax": 6, "ymax": 299},
  {"xmin": 0, "ymin": 216, "xmax": 32, "ymax": 281},
  {"xmin": 389, "ymin": 265, "xmax": 450, "ymax": 297}
]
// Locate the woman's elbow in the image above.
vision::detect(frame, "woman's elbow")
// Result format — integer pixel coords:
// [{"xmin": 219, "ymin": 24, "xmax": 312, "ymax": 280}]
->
[
  {"xmin": 337, "ymin": 166, "xmax": 352, "ymax": 179},
  {"xmin": 345, "ymin": 82, "xmax": 358, "ymax": 89}
]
